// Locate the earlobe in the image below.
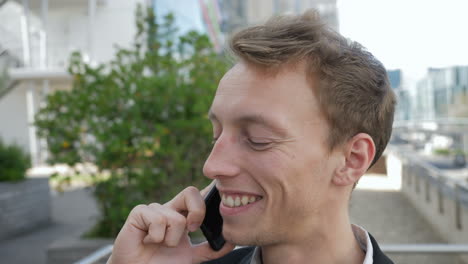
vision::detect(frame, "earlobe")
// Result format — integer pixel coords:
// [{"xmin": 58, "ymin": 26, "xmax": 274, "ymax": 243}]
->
[
  {"xmin": 332, "ymin": 133, "xmax": 375, "ymax": 187},
  {"xmin": 332, "ymin": 171, "xmax": 352, "ymax": 186},
  {"xmin": 332, "ymin": 158, "xmax": 352, "ymax": 186}
]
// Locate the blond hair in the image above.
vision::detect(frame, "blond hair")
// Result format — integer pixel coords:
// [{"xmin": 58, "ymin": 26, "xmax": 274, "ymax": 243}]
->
[{"xmin": 229, "ymin": 10, "xmax": 396, "ymax": 167}]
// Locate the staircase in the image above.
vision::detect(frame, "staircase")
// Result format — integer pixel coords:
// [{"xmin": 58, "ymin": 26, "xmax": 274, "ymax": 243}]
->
[
  {"xmin": 0, "ymin": 0, "xmax": 24, "ymax": 100},
  {"xmin": 0, "ymin": 46, "xmax": 21, "ymax": 100}
]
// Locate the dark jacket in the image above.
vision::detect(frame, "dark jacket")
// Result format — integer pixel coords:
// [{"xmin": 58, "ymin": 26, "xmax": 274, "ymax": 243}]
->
[{"xmin": 203, "ymin": 233, "xmax": 394, "ymax": 264}]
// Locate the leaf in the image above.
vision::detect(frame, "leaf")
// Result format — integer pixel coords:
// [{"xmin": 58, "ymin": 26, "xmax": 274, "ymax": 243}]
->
[{"xmin": 34, "ymin": 3, "xmax": 229, "ymax": 238}]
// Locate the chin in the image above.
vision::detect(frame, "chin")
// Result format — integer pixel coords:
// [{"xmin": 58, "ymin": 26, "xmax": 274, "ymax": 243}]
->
[{"xmin": 222, "ymin": 226, "xmax": 258, "ymax": 246}]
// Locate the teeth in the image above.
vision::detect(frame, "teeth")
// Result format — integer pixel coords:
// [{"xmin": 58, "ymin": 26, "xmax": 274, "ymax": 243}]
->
[
  {"xmin": 226, "ymin": 196, "xmax": 234, "ymax": 207},
  {"xmin": 241, "ymin": 196, "xmax": 249, "ymax": 206},
  {"xmin": 234, "ymin": 196, "xmax": 241, "ymax": 207},
  {"xmin": 221, "ymin": 193, "xmax": 261, "ymax": 208}
]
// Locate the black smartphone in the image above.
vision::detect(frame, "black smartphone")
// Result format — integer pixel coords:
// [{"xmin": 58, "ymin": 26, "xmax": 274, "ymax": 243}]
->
[{"xmin": 200, "ymin": 185, "xmax": 226, "ymax": 251}]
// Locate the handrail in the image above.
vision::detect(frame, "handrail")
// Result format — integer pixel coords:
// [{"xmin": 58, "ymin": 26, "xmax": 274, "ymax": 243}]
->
[
  {"xmin": 389, "ymin": 146, "xmax": 468, "ymax": 207},
  {"xmin": 381, "ymin": 244, "xmax": 468, "ymax": 253},
  {"xmin": 394, "ymin": 119, "xmax": 468, "ymax": 127},
  {"xmin": 73, "ymin": 245, "xmax": 113, "ymax": 264},
  {"xmin": 75, "ymin": 244, "xmax": 468, "ymax": 264}
]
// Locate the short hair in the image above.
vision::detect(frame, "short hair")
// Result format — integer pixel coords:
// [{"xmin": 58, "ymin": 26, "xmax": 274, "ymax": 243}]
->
[{"xmin": 228, "ymin": 10, "xmax": 396, "ymax": 167}]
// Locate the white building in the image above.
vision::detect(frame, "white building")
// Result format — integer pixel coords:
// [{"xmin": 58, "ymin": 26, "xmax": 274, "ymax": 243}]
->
[{"xmin": 0, "ymin": 0, "xmax": 146, "ymax": 166}]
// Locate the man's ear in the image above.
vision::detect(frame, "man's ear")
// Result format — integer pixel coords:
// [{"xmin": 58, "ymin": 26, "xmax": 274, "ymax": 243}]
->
[{"xmin": 332, "ymin": 133, "xmax": 376, "ymax": 187}]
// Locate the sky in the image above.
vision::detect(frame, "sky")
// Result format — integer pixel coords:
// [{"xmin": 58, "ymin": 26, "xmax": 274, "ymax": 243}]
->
[
  {"xmin": 338, "ymin": 0, "xmax": 468, "ymax": 82},
  {"xmin": 153, "ymin": 0, "xmax": 205, "ymax": 35}
]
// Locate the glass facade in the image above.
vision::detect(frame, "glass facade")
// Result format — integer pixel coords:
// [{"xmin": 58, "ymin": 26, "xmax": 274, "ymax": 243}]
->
[{"xmin": 412, "ymin": 66, "xmax": 468, "ymax": 120}]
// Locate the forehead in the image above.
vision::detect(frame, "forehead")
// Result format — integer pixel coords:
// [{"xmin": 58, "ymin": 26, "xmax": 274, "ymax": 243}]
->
[{"xmin": 210, "ymin": 62, "xmax": 324, "ymax": 128}]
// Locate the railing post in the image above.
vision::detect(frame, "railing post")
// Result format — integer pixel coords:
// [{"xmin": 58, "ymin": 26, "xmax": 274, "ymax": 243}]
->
[
  {"xmin": 425, "ymin": 177, "xmax": 431, "ymax": 202},
  {"xmin": 437, "ymin": 175, "xmax": 444, "ymax": 214},
  {"xmin": 415, "ymin": 166, "xmax": 420, "ymax": 193},
  {"xmin": 454, "ymin": 184, "xmax": 463, "ymax": 230}
]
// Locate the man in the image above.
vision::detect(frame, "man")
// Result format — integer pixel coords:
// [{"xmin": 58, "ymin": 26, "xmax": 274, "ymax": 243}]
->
[{"xmin": 108, "ymin": 10, "xmax": 395, "ymax": 264}]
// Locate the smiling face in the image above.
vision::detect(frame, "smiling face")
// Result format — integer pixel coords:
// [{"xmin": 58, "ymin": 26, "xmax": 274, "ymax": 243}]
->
[{"xmin": 203, "ymin": 62, "xmax": 341, "ymax": 246}]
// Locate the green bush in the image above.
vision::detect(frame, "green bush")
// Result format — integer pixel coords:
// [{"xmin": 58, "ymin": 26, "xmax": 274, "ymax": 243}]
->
[
  {"xmin": 0, "ymin": 139, "xmax": 30, "ymax": 182},
  {"xmin": 433, "ymin": 148, "xmax": 467, "ymax": 156},
  {"xmin": 35, "ymin": 5, "xmax": 229, "ymax": 237},
  {"xmin": 433, "ymin": 148, "xmax": 451, "ymax": 156}
]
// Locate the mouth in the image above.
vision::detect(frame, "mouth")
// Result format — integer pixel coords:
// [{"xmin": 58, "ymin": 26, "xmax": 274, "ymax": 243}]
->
[{"xmin": 220, "ymin": 193, "xmax": 263, "ymax": 208}]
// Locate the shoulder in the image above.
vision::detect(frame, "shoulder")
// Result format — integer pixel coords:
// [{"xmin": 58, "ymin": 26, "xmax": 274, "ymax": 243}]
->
[
  {"xmin": 369, "ymin": 233, "xmax": 394, "ymax": 264},
  {"xmin": 202, "ymin": 246, "xmax": 255, "ymax": 264}
]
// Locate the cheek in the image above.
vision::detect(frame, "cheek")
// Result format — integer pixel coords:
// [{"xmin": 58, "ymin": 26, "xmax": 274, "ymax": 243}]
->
[
  {"xmin": 247, "ymin": 149, "xmax": 302, "ymax": 208},
  {"xmin": 267, "ymin": 147, "xmax": 330, "ymax": 209},
  {"xmin": 247, "ymin": 149, "xmax": 291, "ymax": 187}
]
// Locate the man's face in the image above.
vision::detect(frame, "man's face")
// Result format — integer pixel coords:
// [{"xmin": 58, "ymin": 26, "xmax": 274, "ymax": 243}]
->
[{"xmin": 203, "ymin": 62, "xmax": 339, "ymax": 246}]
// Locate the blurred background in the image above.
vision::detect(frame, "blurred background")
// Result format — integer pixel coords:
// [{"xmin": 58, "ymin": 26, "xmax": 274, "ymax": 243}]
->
[{"xmin": 0, "ymin": 0, "xmax": 468, "ymax": 263}]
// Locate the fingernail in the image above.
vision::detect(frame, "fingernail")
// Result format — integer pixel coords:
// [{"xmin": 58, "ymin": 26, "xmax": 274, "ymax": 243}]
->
[{"xmin": 189, "ymin": 223, "xmax": 199, "ymax": 232}]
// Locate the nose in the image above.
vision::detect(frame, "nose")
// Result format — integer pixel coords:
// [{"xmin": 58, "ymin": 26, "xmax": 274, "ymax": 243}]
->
[{"xmin": 203, "ymin": 134, "xmax": 241, "ymax": 180}]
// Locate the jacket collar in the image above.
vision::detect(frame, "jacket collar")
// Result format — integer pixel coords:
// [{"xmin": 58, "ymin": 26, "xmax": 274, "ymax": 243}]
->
[{"xmin": 369, "ymin": 233, "xmax": 394, "ymax": 264}]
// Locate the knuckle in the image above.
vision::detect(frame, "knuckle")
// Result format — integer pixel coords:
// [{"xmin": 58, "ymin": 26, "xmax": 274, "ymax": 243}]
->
[
  {"xmin": 171, "ymin": 213, "xmax": 187, "ymax": 227},
  {"xmin": 148, "ymin": 202, "xmax": 162, "ymax": 209},
  {"xmin": 131, "ymin": 204, "xmax": 147, "ymax": 215},
  {"xmin": 153, "ymin": 214, "xmax": 167, "ymax": 226},
  {"xmin": 184, "ymin": 186, "xmax": 199, "ymax": 195}
]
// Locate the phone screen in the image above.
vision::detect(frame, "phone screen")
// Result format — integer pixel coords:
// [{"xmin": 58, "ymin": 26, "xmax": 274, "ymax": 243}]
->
[{"xmin": 200, "ymin": 186, "xmax": 226, "ymax": 251}]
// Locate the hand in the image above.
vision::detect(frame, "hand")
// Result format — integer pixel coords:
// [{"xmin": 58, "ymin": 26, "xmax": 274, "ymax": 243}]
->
[{"xmin": 107, "ymin": 182, "xmax": 235, "ymax": 264}]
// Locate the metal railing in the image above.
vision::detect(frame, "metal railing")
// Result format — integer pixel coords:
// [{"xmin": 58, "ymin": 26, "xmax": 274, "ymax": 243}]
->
[
  {"xmin": 75, "ymin": 243, "xmax": 468, "ymax": 264},
  {"xmin": 396, "ymin": 148, "xmax": 468, "ymax": 208},
  {"xmin": 73, "ymin": 245, "xmax": 113, "ymax": 264},
  {"xmin": 381, "ymin": 244, "xmax": 468, "ymax": 253}
]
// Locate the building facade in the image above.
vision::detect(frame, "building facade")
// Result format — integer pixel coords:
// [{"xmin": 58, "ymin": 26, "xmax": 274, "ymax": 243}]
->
[
  {"xmin": 413, "ymin": 66, "xmax": 468, "ymax": 120},
  {"xmin": 0, "ymin": 0, "xmax": 146, "ymax": 166},
  {"xmin": 388, "ymin": 69, "xmax": 411, "ymax": 121}
]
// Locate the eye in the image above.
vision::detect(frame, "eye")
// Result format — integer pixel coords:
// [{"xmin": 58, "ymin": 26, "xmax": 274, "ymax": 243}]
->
[{"xmin": 247, "ymin": 138, "xmax": 272, "ymax": 150}]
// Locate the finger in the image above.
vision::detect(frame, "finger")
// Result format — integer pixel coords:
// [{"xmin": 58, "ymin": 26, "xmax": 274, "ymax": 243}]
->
[
  {"xmin": 191, "ymin": 241, "xmax": 236, "ymax": 263},
  {"xmin": 159, "ymin": 207, "xmax": 188, "ymax": 247},
  {"xmin": 200, "ymin": 180, "xmax": 216, "ymax": 198},
  {"xmin": 165, "ymin": 186, "xmax": 206, "ymax": 232},
  {"xmin": 124, "ymin": 204, "xmax": 150, "ymax": 241},
  {"xmin": 139, "ymin": 204, "xmax": 167, "ymax": 244}
]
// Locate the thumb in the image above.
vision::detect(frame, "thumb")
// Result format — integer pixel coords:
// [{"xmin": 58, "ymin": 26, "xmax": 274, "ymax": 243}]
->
[
  {"xmin": 200, "ymin": 180, "xmax": 216, "ymax": 198},
  {"xmin": 191, "ymin": 241, "xmax": 236, "ymax": 263}
]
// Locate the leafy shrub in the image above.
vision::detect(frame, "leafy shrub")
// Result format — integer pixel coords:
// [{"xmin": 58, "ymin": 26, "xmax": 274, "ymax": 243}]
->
[
  {"xmin": 0, "ymin": 139, "xmax": 30, "ymax": 182},
  {"xmin": 433, "ymin": 148, "xmax": 451, "ymax": 156},
  {"xmin": 35, "ymin": 5, "xmax": 229, "ymax": 237},
  {"xmin": 433, "ymin": 148, "xmax": 467, "ymax": 156}
]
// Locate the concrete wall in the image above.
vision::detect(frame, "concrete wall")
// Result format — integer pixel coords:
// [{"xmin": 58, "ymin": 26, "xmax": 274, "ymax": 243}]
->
[
  {"xmin": 0, "ymin": 178, "xmax": 51, "ymax": 240},
  {"xmin": 403, "ymin": 170, "xmax": 468, "ymax": 243},
  {"xmin": 91, "ymin": 0, "xmax": 144, "ymax": 63},
  {"xmin": 0, "ymin": 80, "xmax": 69, "ymax": 163},
  {"xmin": 388, "ymin": 150, "xmax": 468, "ymax": 263},
  {"xmin": 0, "ymin": 83, "xmax": 30, "ymax": 152},
  {"xmin": 46, "ymin": 0, "xmax": 144, "ymax": 66}
]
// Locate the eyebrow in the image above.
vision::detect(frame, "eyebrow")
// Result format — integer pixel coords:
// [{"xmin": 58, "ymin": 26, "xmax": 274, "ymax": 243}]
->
[{"xmin": 208, "ymin": 110, "xmax": 289, "ymax": 137}]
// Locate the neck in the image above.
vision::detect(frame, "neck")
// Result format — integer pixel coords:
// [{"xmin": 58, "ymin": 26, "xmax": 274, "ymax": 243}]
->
[{"xmin": 261, "ymin": 205, "xmax": 365, "ymax": 264}]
